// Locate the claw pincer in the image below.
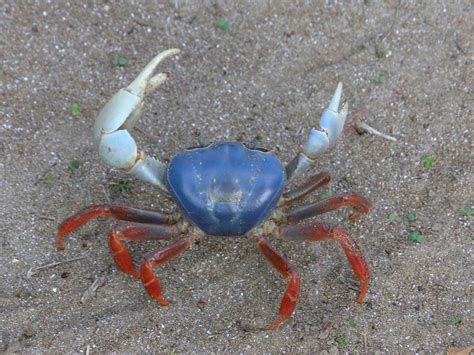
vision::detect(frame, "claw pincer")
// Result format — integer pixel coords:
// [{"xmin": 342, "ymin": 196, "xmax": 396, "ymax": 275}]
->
[
  {"xmin": 93, "ymin": 48, "xmax": 181, "ymax": 191},
  {"xmin": 286, "ymin": 82, "xmax": 348, "ymax": 181}
]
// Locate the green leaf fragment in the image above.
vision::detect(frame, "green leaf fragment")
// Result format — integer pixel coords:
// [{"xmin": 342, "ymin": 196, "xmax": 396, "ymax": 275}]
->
[
  {"xmin": 112, "ymin": 57, "xmax": 129, "ymax": 66},
  {"xmin": 42, "ymin": 175, "xmax": 53, "ymax": 185},
  {"xmin": 376, "ymin": 47, "xmax": 385, "ymax": 58},
  {"xmin": 452, "ymin": 316, "xmax": 462, "ymax": 326},
  {"xmin": 110, "ymin": 180, "xmax": 135, "ymax": 195},
  {"xmin": 215, "ymin": 18, "xmax": 231, "ymax": 31},
  {"xmin": 69, "ymin": 160, "xmax": 80, "ymax": 172},
  {"xmin": 388, "ymin": 213, "xmax": 399, "ymax": 221},
  {"xmin": 336, "ymin": 336, "xmax": 348, "ymax": 348},
  {"xmin": 320, "ymin": 191, "xmax": 332, "ymax": 199},
  {"xmin": 375, "ymin": 74, "xmax": 385, "ymax": 84},
  {"xmin": 408, "ymin": 231, "xmax": 422, "ymax": 243},
  {"xmin": 71, "ymin": 103, "xmax": 80, "ymax": 117},
  {"xmin": 348, "ymin": 319, "xmax": 357, "ymax": 328},
  {"xmin": 460, "ymin": 208, "xmax": 474, "ymax": 216},
  {"xmin": 357, "ymin": 42, "xmax": 366, "ymax": 50},
  {"xmin": 423, "ymin": 156, "xmax": 433, "ymax": 169},
  {"xmin": 407, "ymin": 213, "xmax": 416, "ymax": 222}
]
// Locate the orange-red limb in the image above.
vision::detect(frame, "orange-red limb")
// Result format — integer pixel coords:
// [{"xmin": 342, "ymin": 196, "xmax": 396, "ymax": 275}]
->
[
  {"xmin": 254, "ymin": 236, "xmax": 301, "ymax": 330},
  {"xmin": 57, "ymin": 204, "xmax": 171, "ymax": 249},
  {"xmin": 140, "ymin": 237, "xmax": 193, "ymax": 306},
  {"xmin": 278, "ymin": 222, "xmax": 369, "ymax": 303},
  {"xmin": 282, "ymin": 172, "xmax": 331, "ymax": 204},
  {"xmin": 108, "ymin": 223, "xmax": 180, "ymax": 279},
  {"xmin": 286, "ymin": 193, "xmax": 371, "ymax": 223}
]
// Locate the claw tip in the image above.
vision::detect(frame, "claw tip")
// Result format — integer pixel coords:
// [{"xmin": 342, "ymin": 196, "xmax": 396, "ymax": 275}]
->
[{"xmin": 329, "ymin": 82, "xmax": 343, "ymax": 112}]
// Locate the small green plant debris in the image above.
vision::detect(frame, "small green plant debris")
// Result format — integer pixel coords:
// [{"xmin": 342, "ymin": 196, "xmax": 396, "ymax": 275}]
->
[
  {"xmin": 348, "ymin": 319, "xmax": 357, "ymax": 328},
  {"xmin": 460, "ymin": 208, "xmax": 474, "ymax": 216},
  {"xmin": 112, "ymin": 57, "xmax": 129, "ymax": 66},
  {"xmin": 407, "ymin": 213, "xmax": 417, "ymax": 222},
  {"xmin": 423, "ymin": 156, "xmax": 433, "ymax": 169},
  {"xmin": 408, "ymin": 231, "xmax": 422, "ymax": 243},
  {"xmin": 110, "ymin": 180, "xmax": 135, "ymax": 195},
  {"xmin": 320, "ymin": 191, "xmax": 332, "ymax": 199},
  {"xmin": 71, "ymin": 103, "xmax": 80, "ymax": 117},
  {"xmin": 215, "ymin": 18, "xmax": 231, "ymax": 31},
  {"xmin": 69, "ymin": 159, "xmax": 80, "ymax": 172},
  {"xmin": 452, "ymin": 316, "xmax": 462, "ymax": 326},
  {"xmin": 375, "ymin": 74, "xmax": 385, "ymax": 84},
  {"xmin": 376, "ymin": 46, "xmax": 385, "ymax": 58},
  {"xmin": 357, "ymin": 42, "xmax": 366, "ymax": 50},
  {"xmin": 336, "ymin": 336, "xmax": 348, "ymax": 348},
  {"xmin": 255, "ymin": 133, "xmax": 264, "ymax": 142},
  {"xmin": 42, "ymin": 175, "xmax": 53, "ymax": 185},
  {"xmin": 146, "ymin": 294, "xmax": 154, "ymax": 302},
  {"xmin": 388, "ymin": 213, "xmax": 399, "ymax": 222}
]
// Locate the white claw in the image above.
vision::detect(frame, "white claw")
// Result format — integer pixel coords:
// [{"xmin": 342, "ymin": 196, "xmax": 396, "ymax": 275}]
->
[
  {"xmin": 302, "ymin": 83, "xmax": 348, "ymax": 157},
  {"xmin": 126, "ymin": 48, "xmax": 181, "ymax": 97},
  {"xmin": 303, "ymin": 129, "xmax": 329, "ymax": 159},
  {"xmin": 287, "ymin": 83, "xmax": 349, "ymax": 182},
  {"xmin": 328, "ymin": 82, "xmax": 343, "ymax": 112},
  {"xmin": 94, "ymin": 49, "xmax": 181, "ymax": 192},
  {"xmin": 146, "ymin": 72, "xmax": 170, "ymax": 96}
]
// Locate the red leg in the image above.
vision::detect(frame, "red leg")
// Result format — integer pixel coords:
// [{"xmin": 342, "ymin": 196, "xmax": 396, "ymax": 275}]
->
[
  {"xmin": 57, "ymin": 204, "xmax": 171, "ymax": 249},
  {"xmin": 286, "ymin": 193, "xmax": 371, "ymax": 223},
  {"xmin": 108, "ymin": 223, "xmax": 180, "ymax": 278},
  {"xmin": 282, "ymin": 172, "xmax": 331, "ymax": 204},
  {"xmin": 140, "ymin": 237, "xmax": 193, "ymax": 306},
  {"xmin": 253, "ymin": 236, "xmax": 301, "ymax": 330},
  {"xmin": 278, "ymin": 222, "xmax": 369, "ymax": 303}
]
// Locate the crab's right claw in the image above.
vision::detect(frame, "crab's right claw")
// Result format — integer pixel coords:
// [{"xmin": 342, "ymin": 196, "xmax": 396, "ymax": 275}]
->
[
  {"xmin": 303, "ymin": 82, "xmax": 348, "ymax": 159},
  {"xmin": 92, "ymin": 49, "xmax": 181, "ymax": 192}
]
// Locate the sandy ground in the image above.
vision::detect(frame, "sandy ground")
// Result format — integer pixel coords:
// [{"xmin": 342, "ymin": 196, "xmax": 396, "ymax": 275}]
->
[{"xmin": 1, "ymin": 1, "xmax": 473, "ymax": 353}]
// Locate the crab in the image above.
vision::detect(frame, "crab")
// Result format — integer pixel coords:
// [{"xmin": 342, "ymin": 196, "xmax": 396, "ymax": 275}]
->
[{"xmin": 57, "ymin": 49, "xmax": 371, "ymax": 329}]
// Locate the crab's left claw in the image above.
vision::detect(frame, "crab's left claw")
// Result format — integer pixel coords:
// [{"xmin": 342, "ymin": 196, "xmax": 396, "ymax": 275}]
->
[
  {"xmin": 286, "ymin": 83, "xmax": 348, "ymax": 182},
  {"xmin": 93, "ymin": 49, "xmax": 181, "ymax": 192}
]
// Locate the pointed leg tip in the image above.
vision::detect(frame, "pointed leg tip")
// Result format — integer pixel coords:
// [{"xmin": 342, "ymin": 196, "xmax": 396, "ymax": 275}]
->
[
  {"xmin": 356, "ymin": 282, "xmax": 368, "ymax": 303},
  {"xmin": 158, "ymin": 297, "xmax": 171, "ymax": 306},
  {"xmin": 266, "ymin": 319, "xmax": 283, "ymax": 330},
  {"xmin": 56, "ymin": 238, "xmax": 65, "ymax": 250}
]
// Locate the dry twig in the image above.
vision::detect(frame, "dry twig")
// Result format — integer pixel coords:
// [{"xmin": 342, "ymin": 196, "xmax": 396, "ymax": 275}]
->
[
  {"xmin": 354, "ymin": 121, "xmax": 397, "ymax": 142},
  {"xmin": 81, "ymin": 275, "xmax": 107, "ymax": 304},
  {"xmin": 318, "ymin": 321, "xmax": 334, "ymax": 340},
  {"xmin": 27, "ymin": 256, "xmax": 87, "ymax": 278}
]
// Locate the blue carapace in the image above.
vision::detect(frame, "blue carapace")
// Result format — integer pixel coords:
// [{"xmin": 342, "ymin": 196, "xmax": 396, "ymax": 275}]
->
[{"xmin": 166, "ymin": 142, "xmax": 286, "ymax": 236}]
